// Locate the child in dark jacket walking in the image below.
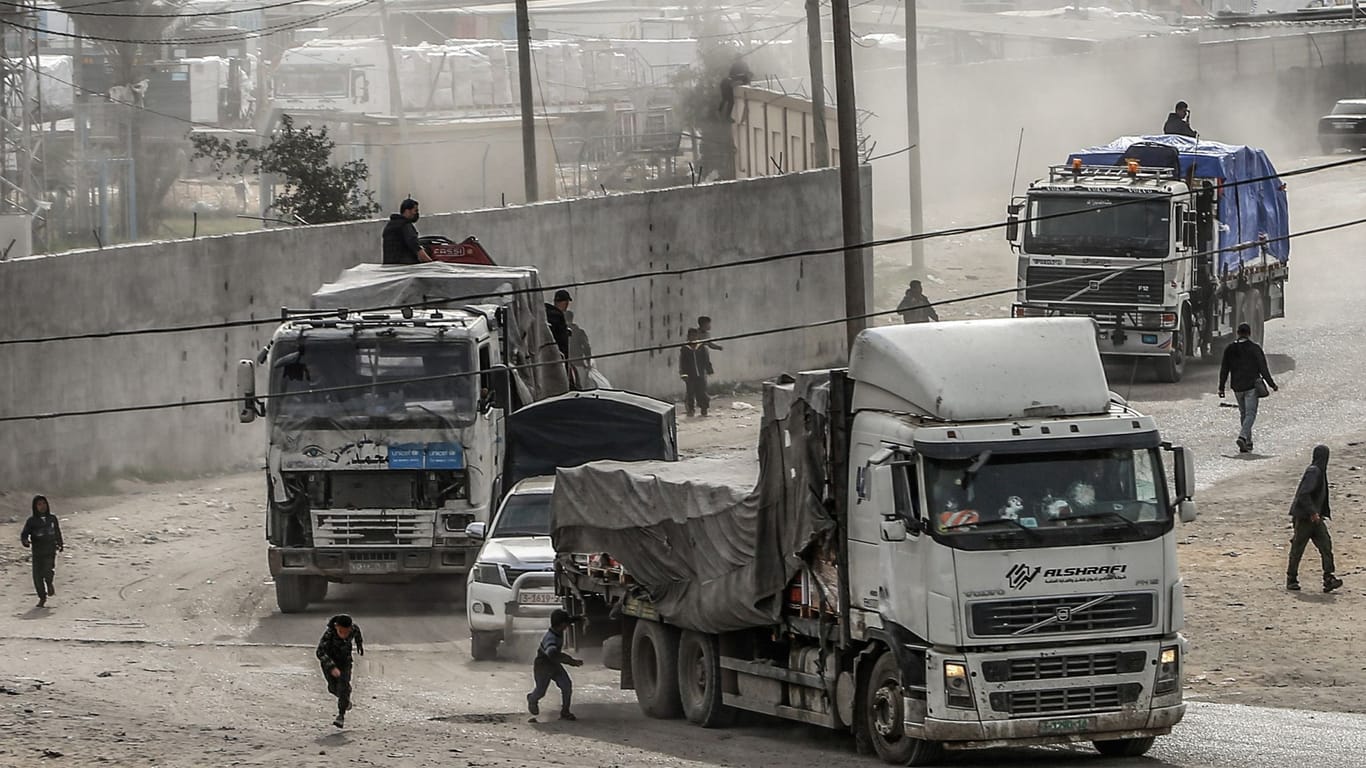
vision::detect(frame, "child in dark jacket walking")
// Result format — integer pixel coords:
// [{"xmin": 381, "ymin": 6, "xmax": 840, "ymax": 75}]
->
[
  {"xmin": 527, "ymin": 609, "xmax": 583, "ymax": 721},
  {"xmin": 679, "ymin": 328, "xmax": 712, "ymax": 417}
]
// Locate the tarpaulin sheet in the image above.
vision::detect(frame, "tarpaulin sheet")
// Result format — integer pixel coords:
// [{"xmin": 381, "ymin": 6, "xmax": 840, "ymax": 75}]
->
[
  {"xmin": 310, "ymin": 262, "xmax": 568, "ymax": 401},
  {"xmin": 551, "ymin": 374, "xmax": 835, "ymax": 633},
  {"xmin": 507, "ymin": 389, "xmax": 677, "ymax": 487},
  {"xmin": 1069, "ymin": 135, "xmax": 1290, "ymax": 273}
]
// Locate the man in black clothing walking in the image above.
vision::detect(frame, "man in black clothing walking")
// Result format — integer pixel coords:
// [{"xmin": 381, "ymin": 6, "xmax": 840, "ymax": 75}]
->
[
  {"xmin": 20, "ymin": 495, "xmax": 63, "ymax": 608},
  {"xmin": 1286, "ymin": 445, "xmax": 1342, "ymax": 593},
  {"xmin": 679, "ymin": 328, "xmax": 712, "ymax": 417},
  {"xmin": 317, "ymin": 614, "xmax": 365, "ymax": 728},
  {"xmin": 381, "ymin": 198, "xmax": 432, "ymax": 265},
  {"xmin": 1163, "ymin": 101, "xmax": 1198, "ymax": 138},
  {"xmin": 1218, "ymin": 323, "xmax": 1278, "ymax": 453},
  {"xmin": 527, "ymin": 608, "xmax": 583, "ymax": 722}
]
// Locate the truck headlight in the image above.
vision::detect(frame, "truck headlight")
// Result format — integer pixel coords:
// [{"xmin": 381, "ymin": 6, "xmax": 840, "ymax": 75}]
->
[
  {"xmin": 473, "ymin": 563, "xmax": 505, "ymax": 586},
  {"xmin": 944, "ymin": 662, "xmax": 974, "ymax": 709},
  {"xmin": 1155, "ymin": 646, "xmax": 1180, "ymax": 695}
]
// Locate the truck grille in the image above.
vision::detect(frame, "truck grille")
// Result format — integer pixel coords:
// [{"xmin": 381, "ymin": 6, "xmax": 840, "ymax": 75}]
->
[
  {"xmin": 329, "ymin": 472, "xmax": 417, "ymax": 509},
  {"xmin": 970, "ymin": 592, "xmax": 1155, "ymax": 637},
  {"xmin": 990, "ymin": 684, "xmax": 1141, "ymax": 717},
  {"xmin": 504, "ymin": 565, "xmax": 552, "ymax": 585},
  {"xmin": 982, "ymin": 651, "xmax": 1146, "ymax": 682},
  {"xmin": 313, "ymin": 511, "xmax": 432, "ymax": 546},
  {"xmin": 1025, "ymin": 266, "xmax": 1164, "ymax": 306}
]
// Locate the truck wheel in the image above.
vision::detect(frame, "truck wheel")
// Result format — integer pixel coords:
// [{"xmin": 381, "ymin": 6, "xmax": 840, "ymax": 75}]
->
[
  {"xmin": 602, "ymin": 634, "xmax": 623, "ymax": 671},
  {"xmin": 274, "ymin": 575, "xmax": 309, "ymax": 614},
  {"xmin": 305, "ymin": 576, "xmax": 328, "ymax": 604},
  {"xmin": 631, "ymin": 620, "xmax": 682, "ymax": 719},
  {"xmin": 1153, "ymin": 325, "xmax": 1185, "ymax": 383},
  {"xmin": 860, "ymin": 653, "xmax": 942, "ymax": 766},
  {"xmin": 471, "ymin": 631, "xmax": 500, "ymax": 662},
  {"xmin": 1093, "ymin": 736, "xmax": 1157, "ymax": 757},
  {"xmin": 677, "ymin": 631, "xmax": 734, "ymax": 728}
]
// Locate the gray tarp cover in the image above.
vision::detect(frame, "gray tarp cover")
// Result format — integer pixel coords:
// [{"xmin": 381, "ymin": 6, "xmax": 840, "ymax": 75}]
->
[
  {"xmin": 310, "ymin": 263, "xmax": 568, "ymax": 400},
  {"xmin": 551, "ymin": 373, "xmax": 835, "ymax": 633}
]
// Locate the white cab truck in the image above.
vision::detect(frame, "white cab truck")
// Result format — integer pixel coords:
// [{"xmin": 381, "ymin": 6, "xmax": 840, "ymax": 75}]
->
[
  {"xmin": 553, "ymin": 318, "xmax": 1196, "ymax": 765},
  {"xmin": 1008, "ymin": 136, "xmax": 1290, "ymax": 382},
  {"xmin": 237, "ymin": 262, "xmax": 567, "ymax": 613}
]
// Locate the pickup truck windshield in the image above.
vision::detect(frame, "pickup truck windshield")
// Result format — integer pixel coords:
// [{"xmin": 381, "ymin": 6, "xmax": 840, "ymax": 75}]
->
[
  {"xmin": 1026, "ymin": 194, "xmax": 1170, "ymax": 258},
  {"xmin": 492, "ymin": 492, "xmax": 552, "ymax": 537},
  {"xmin": 925, "ymin": 447, "xmax": 1169, "ymax": 548},
  {"xmin": 270, "ymin": 337, "xmax": 477, "ymax": 429}
]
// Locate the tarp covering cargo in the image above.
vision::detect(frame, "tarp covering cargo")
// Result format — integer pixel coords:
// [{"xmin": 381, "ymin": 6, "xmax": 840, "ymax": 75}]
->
[
  {"xmin": 310, "ymin": 262, "xmax": 568, "ymax": 400},
  {"xmin": 551, "ymin": 374, "xmax": 836, "ymax": 633},
  {"xmin": 1068, "ymin": 135, "xmax": 1289, "ymax": 273},
  {"xmin": 507, "ymin": 389, "xmax": 677, "ymax": 487}
]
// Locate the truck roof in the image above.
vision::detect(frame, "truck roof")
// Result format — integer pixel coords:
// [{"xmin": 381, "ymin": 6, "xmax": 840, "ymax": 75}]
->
[
  {"xmin": 848, "ymin": 318, "xmax": 1112, "ymax": 421},
  {"xmin": 310, "ymin": 262, "xmax": 542, "ymax": 311}
]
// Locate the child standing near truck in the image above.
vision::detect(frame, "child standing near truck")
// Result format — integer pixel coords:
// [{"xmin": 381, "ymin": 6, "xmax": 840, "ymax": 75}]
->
[{"xmin": 527, "ymin": 609, "xmax": 583, "ymax": 721}]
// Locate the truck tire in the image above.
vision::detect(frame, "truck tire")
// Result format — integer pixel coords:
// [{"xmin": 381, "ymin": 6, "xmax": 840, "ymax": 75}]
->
[
  {"xmin": 305, "ymin": 576, "xmax": 328, "ymax": 604},
  {"xmin": 859, "ymin": 653, "xmax": 942, "ymax": 766},
  {"xmin": 631, "ymin": 620, "xmax": 682, "ymax": 719},
  {"xmin": 677, "ymin": 631, "xmax": 734, "ymax": 728},
  {"xmin": 602, "ymin": 634, "xmax": 623, "ymax": 670},
  {"xmin": 274, "ymin": 575, "xmax": 309, "ymax": 614},
  {"xmin": 1153, "ymin": 322, "xmax": 1186, "ymax": 383},
  {"xmin": 1093, "ymin": 736, "xmax": 1157, "ymax": 757},
  {"xmin": 471, "ymin": 631, "xmax": 500, "ymax": 662}
]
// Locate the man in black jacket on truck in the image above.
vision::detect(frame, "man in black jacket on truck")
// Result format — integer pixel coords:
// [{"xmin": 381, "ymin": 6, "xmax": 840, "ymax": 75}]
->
[
  {"xmin": 1218, "ymin": 323, "xmax": 1278, "ymax": 453},
  {"xmin": 381, "ymin": 198, "xmax": 432, "ymax": 265}
]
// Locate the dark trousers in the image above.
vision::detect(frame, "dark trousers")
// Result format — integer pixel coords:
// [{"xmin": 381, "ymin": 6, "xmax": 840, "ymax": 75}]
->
[
  {"xmin": 685, "ymin": 375, "xmax": 709, "ymax": 415},
  {"xmin": 1288, "ymin": 517, "xmax": 1336, "ymax": 582},
  {"xmin": 321, "ymin": 664, "xmax": 353, "ymax": 716},
  {"xmin": 31, "ymin": 549, "xmax": 56, "ymax": 599},
  {"xmin": 528, "ymin": 659, "xmax": 572, "ymax": 714}
]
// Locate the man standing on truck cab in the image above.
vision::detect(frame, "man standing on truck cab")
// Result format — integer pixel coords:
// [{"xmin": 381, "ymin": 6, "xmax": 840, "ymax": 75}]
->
[
  {"xmin": 1218, "ymin": 322, "xmax": 1278, "ymax": 453},
  {"xmin": 20, "ymin": 494, "xmax": 63, "ymax": 608},
  {"xmin": 1163, "ymin": 101, "xmax": 1198, "ymax": 139},
  {"xmin": 527, "ymin": 609, "xmax": 583, "ymax": 722},
  {"xmin": 317, "ymin": 614, "xmax": 365, "ymax": 729},
  {"xmin": 381, "ymin": 198, "xmax": 432, "ymax": 265},
  {"xmin": 1286, "ymin": 445, "xmax": 1343, "ymax": 593}
]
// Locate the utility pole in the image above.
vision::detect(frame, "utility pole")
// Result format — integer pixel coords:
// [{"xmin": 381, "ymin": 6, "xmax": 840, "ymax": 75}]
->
[
  {"xmin": 831, "ymin": 0, "xmax": 867, "ymax": 352},
  {"xmin": 515, "ymin": 0, "xmax": 539, "ymax": 202},
  {"xmin": 377, "ymin": 0, "xmax": 413, "ymax": 201},
  {"xmin": 904, "ymin": 0, "xmax": 925, "ymax": 277},
  {"xmin": 805, "ymin": 0, "xmax": 830, "ymax": 167}
]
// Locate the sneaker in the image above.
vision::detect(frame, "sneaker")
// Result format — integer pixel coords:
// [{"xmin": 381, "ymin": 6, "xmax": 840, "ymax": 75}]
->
[
  {"xmin": 1235, "ymin": 436, "xmax": 1248, "ymax": 452},
  {"xmin": 560, "ymin": 711, "xmax": 577, "ymax": 721},
  {"xmin": 332, "ymin": 715, "xmax": 345, "ymax": 728},
  {"xmin": 1286, "ymin": 581, "xmax": 1301, "ymax": 591},
  {"xmin": 36, "ymin": 596, "xmax": 46, "ymax": 608},
  {"xmin": 526, "ymin": 695, "xmax": 539, "ymax": 716},
  {"xmin": 1325, "ymin": 577, "xmax": 1344, "ymax": 593}
]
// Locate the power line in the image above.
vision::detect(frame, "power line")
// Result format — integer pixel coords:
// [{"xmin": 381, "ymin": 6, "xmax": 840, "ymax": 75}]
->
[
  {"xmin": 3, "ymin": 151, "xmax": 1359, "ymax": 348},
  {"xmin": 3, "ymin": 0, "xmax": 375, "ymax": 45},
  {"xmin": 2, "ymin": 213, "xmax": 1361, "ymax": 424},
  {"xmin": 2, "ymin": 0, "xmax": 326, "ymax": 19}
]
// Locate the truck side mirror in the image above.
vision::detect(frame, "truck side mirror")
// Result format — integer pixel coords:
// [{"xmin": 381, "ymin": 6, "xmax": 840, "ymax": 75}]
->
[
  {"xmin": 1166, "ymin": 444, "xmax": 1196, "ymax": 522},
  {"xmin": 1178, "ymin": 499, "xmax": 1198, "ymax": 524},
  {"xmin": 485, "ymin": 366, "xmax": 510, "ymax": 411},
  {"xmin": 1183, "ymin": 220, "xmax": 1198, "ymax": 249},
  {"xmin": 237, "ymin": 359, "xmax": 260, "ymax": 424},
  {"xmin": 1005, "ymin": 203, "xmax": 1022, "ymax": 242}
]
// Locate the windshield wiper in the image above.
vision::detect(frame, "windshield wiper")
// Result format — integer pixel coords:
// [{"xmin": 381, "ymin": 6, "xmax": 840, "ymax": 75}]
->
[
  {"xmin": 941, "ymin": 517, "xmax": 1039, "ymax": 538},
  {"xmin": 1064, "ymin": 509, "xmax": 1143, "ymax": 533}
]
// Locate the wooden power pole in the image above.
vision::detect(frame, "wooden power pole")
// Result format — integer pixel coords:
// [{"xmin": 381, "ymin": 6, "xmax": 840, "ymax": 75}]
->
[
  {"xmin": 831, "ymin": 0, "xmax": 867, "ymax": 352},
  {"xmin": 515, "ymin": 0, "xmax": 539, "ymax": 202},
  {"xmin": 805, "ymin": 0, "xmax": 830, "ymax": 168}
]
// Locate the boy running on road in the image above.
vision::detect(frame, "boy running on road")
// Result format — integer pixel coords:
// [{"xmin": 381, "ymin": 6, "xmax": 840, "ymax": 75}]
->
[
  {"xmin": 317, "ymin": 613, "xmax": 365, "ymax": 728},
  {"xmin": 527, "ymin": 609, "xmax": 583, "ymax": 721}
]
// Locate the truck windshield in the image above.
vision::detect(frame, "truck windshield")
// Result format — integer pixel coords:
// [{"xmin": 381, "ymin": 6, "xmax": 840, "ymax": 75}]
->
[
  {"xmin": 924, "ymin": 447, "xmax": 1169, "ymax": 548},
  {"xmin": 491, "ymin": 493, "xmax": 552, "ymax": 538},
  {"xmin": 269, "ymin": 338, "xmax": 477, "ymax": 429},
  {"xmin": 1026, "ymin": 194, "xmax": 1170, "ymax": 258},
  {"xmin": 1331, "ymin": 102, "xmax": 1366, "ymax": 116}
]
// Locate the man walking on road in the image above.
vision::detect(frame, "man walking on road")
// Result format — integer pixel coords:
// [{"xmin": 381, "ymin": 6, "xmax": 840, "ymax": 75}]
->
[
  {"xmin": 20, "ymin": 495, "xmax": 63, "ymax": 608},
  {"xmin": 1286, "ymin": 445, "xmax": 1343, "ymax": 593},
  {"xmin": 317, "ymin": 614, "xmax": 365, "ymax": 728},
  {"xmin": 1218, "ymin": 323, "xmax": 1278, "ymax": 453},
  {"xmin": 527, "ymin": 609, "xmax": 583, "ymax": 722},
  {"xmin": 897, "ymin": 280, "xmax": 939, "ymax": 324},
  {"xmin": 381, "ymin": 198, "xmax": 432, "ymax": 265}
]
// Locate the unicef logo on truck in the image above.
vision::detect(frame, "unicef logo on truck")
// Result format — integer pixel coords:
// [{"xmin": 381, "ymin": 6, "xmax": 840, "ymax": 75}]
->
[{"xmin": 387, "ymin": 442, "xmax": 465, "ymax": 469}]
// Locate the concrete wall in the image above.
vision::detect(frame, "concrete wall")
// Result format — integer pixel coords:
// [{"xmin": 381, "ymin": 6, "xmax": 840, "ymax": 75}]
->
[{"xmin": 0, "ymin": 169, "xmax": 869, "ymax": 490}]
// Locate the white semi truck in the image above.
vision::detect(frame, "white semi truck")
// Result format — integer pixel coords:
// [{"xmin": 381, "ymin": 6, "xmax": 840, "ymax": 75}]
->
[
  {"xmin": 237, "ymin": 262, "xmax": 567, "ymax": 613},
  {"xmin": 552, "ymin": 318, "xmax": 1195, "ymax": 764},
  {"xmin": 1009, "ymin": 136, "xmax": 1290, "ymax": 382}
]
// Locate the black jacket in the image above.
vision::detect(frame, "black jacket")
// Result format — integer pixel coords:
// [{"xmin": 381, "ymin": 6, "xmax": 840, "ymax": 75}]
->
[
  {"xmin": 21, "ymin": 496, "xmax": 63, "ymax": 555},
  {"xmin": 545, "ymin": 304, "xmax": 571, "ymax": 358},
  {"xmin": 317, "ymin": 618, "xmax": 365, "ymax": 670},
  {"xmin": 1163, "ymin": 113, "xmax": 1198, "ymax": 138},
  {"xmin": 1290, "ymin": 445, "xmax": 1331, "ymax": 520},
  {"xmin": 1219, "ymin": 338, "xmax": 1276, "ymax": 393},
  {"xmin": 382, "ymin": 214, "xmax": 422, "ymax": 264},
  {"xmin": 679, "ymin": 344, "xmax": 712, "ymax": 378}
]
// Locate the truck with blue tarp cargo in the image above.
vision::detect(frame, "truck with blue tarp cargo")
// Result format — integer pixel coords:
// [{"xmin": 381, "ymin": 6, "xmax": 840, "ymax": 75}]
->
[
  {"xmin": 1005, "ymin": 135, "xmax": 1290, "ymax": 382},
  {"xmin": 235, "ymin": 261, "xmax": 570, "ymax": 612}
]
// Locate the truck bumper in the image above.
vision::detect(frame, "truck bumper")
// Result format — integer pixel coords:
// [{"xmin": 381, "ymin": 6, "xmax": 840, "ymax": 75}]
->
[
  {"xmin": 269, "ymin": 546, "xmax": 477, "ymax": 582},
  {"xmin": 919, "ymin": 704, "xmax": 1183, "ymax": 749},
  {"xmin": 1013, "ymin": 304, "xmax": 1176, "ymax": 359}
]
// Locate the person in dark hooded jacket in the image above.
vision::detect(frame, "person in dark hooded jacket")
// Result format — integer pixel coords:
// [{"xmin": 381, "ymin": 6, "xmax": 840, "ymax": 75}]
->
[
  {"xmin": 1286, "ymin": 445, "xmax": 1342, "ymax": 593},
  {"xmin": 1163, "ymin": 101, "xmax": 1198, "ymax": 138},
  {"xmin": 20, "ymin": 495, "xmax": 63, "ymax": 607},
  {"xmin": 381, "ymin": 198, "xmax": 432, "ymax": 265}
]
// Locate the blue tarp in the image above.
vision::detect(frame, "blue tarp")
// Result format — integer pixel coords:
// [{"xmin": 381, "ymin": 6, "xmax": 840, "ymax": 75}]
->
[{"xmin": 1067, "ymin": 135, "xmax": 1290, "ymax": 273}]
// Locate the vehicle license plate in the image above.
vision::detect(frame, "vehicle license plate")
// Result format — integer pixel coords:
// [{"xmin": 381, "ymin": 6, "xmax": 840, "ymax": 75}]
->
[
  {"xmin": 519, "ymin": 591, "xmax": 559, "ymax": 605},
  {"xmin": 351, "ymin": 560, "xmax": 397, "ymax": 574},
  {"xmin": 1335, "ymin": 121, "xmax": 1357, "ymax": 129},
  {"xmin": 1039, "ymin": 717, "xmax": 1092, "ymax": 734}
]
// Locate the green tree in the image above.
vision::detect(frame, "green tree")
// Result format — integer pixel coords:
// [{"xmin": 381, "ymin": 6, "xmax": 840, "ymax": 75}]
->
[{"xmin": 191, "ymin": 115, "xmax": 381, "ymax": 225}]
